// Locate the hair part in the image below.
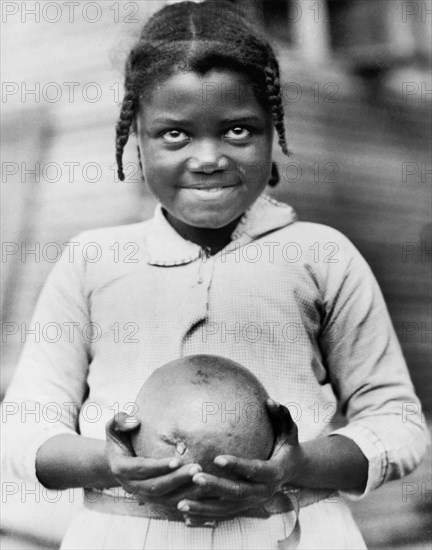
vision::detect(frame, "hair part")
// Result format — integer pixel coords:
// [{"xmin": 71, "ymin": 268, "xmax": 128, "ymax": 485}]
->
[{"xmin": 115, "ymin": 0, "xmax": 289, "ymax": 185}]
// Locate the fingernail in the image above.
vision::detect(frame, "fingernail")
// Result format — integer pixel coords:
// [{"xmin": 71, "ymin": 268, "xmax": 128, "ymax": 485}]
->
[
  {"xmin": 178, "ymin": 501, "xmax": 189, "ymax": 512},
  {"xmin": 188, "ymin": 465, "xmax": 201, "ymax": 476},
  {"xmin": 214, "ymin": 457, "xmax": 227, "ymax": 467},
  {"xmin": 169, "ymin": 459, "xmax": 180, "ymax": 468},
  {"xmin": 193, "ymin": 474, "xmax": 206, "ymax": 485},
  {"xmin": 127, "ymin": 416, "xmax": 140, "ymax": 425}
]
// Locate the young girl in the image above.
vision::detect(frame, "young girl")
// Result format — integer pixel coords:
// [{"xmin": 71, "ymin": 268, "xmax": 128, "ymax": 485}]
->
[{"xmin": 2, "ymin": 1, "xmax": 428, "ymax": 549}]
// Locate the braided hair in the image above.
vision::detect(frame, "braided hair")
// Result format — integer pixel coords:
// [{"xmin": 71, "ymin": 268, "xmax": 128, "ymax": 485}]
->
[{"xmin": 115, "ymin": 0, "xmax": 289, "ymax": 186}]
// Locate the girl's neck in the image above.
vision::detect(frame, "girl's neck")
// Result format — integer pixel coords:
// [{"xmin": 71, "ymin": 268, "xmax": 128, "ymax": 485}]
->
[{"xmin": 163, "ymin": 209, "xmax": 241, "ymax": 255}]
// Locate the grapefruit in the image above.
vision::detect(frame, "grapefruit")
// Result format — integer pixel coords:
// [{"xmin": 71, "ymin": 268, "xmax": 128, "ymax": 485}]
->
[{"xmin": 130, "ymin": 355, "xmax": 274, "ymax": 475}]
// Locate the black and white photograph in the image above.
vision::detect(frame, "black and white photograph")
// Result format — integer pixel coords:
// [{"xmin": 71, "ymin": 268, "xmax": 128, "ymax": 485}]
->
[{"xmin": 1, "ymin": 1, "xmax": 431, "ymax": 549}]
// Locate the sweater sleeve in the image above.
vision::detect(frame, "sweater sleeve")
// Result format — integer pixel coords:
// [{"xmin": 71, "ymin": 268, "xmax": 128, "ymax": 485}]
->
[
  {"xmin": 1, "ymin": 235, "xmax": 91, "ymax": 484},
  {"xmin": 317, "ymin": 231, "xmax": 429, "ymax": 499}
]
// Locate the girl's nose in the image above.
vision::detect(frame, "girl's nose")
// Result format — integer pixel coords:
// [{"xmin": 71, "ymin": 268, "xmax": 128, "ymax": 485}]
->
[
  {"xmin": 187, "ymin": 141, "xmax": 228, "ymax": 173},
  {"xmin": 187, "ymin": 156, "xmax": 229, "ymax": 174}
]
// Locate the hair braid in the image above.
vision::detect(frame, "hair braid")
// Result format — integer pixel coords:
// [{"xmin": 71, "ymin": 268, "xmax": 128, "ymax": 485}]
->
[
  {"xmin": 115, "ymin": 88, "xmax": 137, "ymax": 181},
  {"xmin": 264, "ymin": 62, "xmax": 289, "ymax": 157}
]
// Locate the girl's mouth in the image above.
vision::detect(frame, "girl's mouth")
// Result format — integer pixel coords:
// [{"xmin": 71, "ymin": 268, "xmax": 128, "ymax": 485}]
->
[{"xmin": 181, "ymin": 186, "xmax": 239, "ymax": 200}]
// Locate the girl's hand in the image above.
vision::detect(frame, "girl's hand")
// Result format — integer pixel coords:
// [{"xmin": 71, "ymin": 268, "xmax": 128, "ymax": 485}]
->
[
  {"xmin": 179, "ymin": 400, "xmax": 301, "ymax": 525},
  {"xmin": 105, "ymin": 413, "xmax": 203, "ymax": 505}
]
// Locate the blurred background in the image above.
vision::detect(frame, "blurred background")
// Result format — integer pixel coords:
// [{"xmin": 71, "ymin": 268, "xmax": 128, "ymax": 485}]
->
[{"xmin": 1, "ymin": 0, "xmax": 431, "ymax": 548}]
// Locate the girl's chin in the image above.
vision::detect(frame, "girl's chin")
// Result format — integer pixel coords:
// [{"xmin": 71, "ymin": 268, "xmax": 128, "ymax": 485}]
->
[
  {"xmin": 162, "ymin": 206, "xmax": 241, "ymax": 233},
  {"xmin": 178, "ymin": 208, "xmax": 243, "ymax": 230}
]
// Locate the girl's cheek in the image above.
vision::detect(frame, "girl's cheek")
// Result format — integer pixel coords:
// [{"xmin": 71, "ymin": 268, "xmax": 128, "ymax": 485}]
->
[
  {"xmin": 144, "ymin": 160, "xmax": 182, "ymax": 189},
  {"xmin": 147, "ymin": 142, "xmax": 186, "ymax": 165},
  {"xmin": 142, "ymin": 147, "xmax": 180, "ymax": 174}
]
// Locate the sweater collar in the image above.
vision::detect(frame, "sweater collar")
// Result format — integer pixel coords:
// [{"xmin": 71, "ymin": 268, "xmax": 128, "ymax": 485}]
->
[{"xmin": 146, "ymin": 193, "xmax": 297, "ymax": 266}]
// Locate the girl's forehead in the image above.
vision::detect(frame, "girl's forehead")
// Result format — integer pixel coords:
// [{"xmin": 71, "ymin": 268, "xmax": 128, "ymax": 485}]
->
[{"xmin": 139, "ymin": 69, "xmax": 266, "ymax": 118}]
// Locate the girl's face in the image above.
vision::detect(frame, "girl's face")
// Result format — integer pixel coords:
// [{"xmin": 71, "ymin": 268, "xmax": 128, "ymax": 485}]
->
[{"xmin": 136, "ymin": 69, "xmax": 273, "ymax": 232}]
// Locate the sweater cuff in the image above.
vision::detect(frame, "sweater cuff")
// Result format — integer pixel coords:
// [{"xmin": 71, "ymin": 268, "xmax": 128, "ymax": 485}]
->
[{"xmin": 328, "ymin": 424, "xmax": 387, "ymax": 500}]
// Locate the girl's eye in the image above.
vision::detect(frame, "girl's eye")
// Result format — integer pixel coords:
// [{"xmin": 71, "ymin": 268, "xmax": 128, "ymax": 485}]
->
[
  {"xmin": 225, "ymin": 127, "xmax": 251, "ymax": 140},
  {"xmin": 162, "ymin": 130, "xmax": 188, "ymax": 143}
]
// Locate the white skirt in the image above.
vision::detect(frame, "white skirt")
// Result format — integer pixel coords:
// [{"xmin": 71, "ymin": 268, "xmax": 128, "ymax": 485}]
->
[{"xmin": 60, "ymin": 497, "xmax": 367, "ymax": 550}]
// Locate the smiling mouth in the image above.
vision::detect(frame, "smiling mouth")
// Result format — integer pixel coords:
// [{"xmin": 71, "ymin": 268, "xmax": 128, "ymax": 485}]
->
[
  {"xmin": 180, "ymin": 186, "xmax": 239, "ymax": 200},
  {"xmin": 193, "ymin": 187, "xmax": 226, "ymax": 193},
  {"xmin": 189, "ymin": 186, "xmax": 236, "ymax": 191},
  {"xmin": 179, "ymin": 184, "xmax": 239, "ymax": 191}
]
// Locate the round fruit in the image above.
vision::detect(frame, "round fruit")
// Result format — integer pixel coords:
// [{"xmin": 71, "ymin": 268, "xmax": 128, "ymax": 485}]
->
[{"xmin": 130, "ymin": 354, "xmax": 274, "ymax": 475}]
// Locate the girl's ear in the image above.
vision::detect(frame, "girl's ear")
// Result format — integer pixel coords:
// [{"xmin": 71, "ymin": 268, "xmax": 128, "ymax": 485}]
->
[{"xmin": 268, "ymin": 162, "xmax": 280, "ymax": 187}]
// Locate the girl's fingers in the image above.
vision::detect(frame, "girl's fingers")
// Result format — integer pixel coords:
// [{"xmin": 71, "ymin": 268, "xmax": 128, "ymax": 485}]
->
[
  {"xmin": 109, "ymin": 455, "xmax": 184, "ymax": 480},
  {"xmin": 266, "ymin": 400, "xmax": 297, "ymax": 438},
  {"xmin": 160, "ymin": 481, "xmax": 208, "ymax": 502},
  {"xmin": 147, "ymin": 483, "xmax": 204, "ymax": 507},
  {"xmin": 265, "ymin": 400, "xmax": 299, "ymax": 457},
  {"xmin": 126, "ymin": 463, "xmax": 202, "ymax": 497},
  {"xmin": 107, "ymin": 412, "xmax": 141, "ymax": 433},
  {"xmin": 106, "ymin": 431, "xmax": 133, "ymax": 456},
  {"xmin": 105, "ymin": 413, "xmax": 141, "ymax": 455},
  {"xmin": 192, "ymin": 472, "xmax": 274, "ymax": 502},
  {"xmin": 211, "ymin": 456, "xmax": 279, "ymax": 484}
]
